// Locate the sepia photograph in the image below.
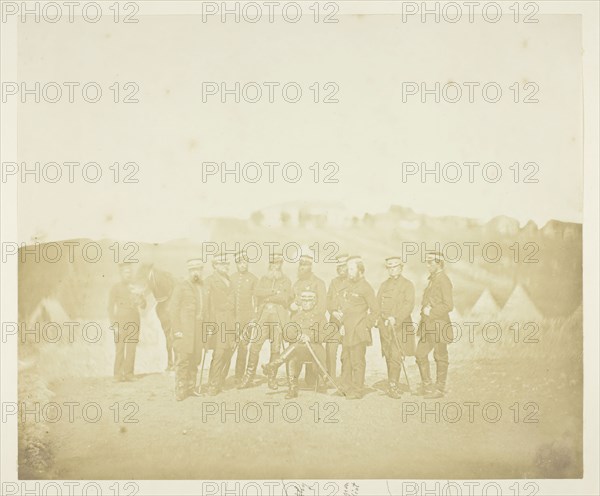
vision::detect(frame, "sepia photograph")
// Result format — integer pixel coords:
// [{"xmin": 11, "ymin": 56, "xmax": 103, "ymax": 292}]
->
[{"xmin": 1, "ymin": 1, "xmax": 598, "ymax": 495}]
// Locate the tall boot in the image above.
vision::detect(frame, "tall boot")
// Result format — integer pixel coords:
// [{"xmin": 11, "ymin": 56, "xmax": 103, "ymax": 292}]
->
[
  {"xmin": 264, "ymin": 351, "xmax": 282, "ymax": 390},
  {"xmin": 435, "ymin": 360, "xmax": 448, "ymax": 391},
  {"xmin": 414, "ymin": 359, "xmax": 433, "ymax": 396},
  {"xmin": 285, "ymin": 376, "xmax": 299, "ymax": 399},
  {"xmin": 238, "ymin": 349, "xmax": 259, "ymax": 389}
]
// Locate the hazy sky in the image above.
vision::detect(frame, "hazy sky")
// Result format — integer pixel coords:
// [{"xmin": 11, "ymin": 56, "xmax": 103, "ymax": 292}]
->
[{"xmin": 15, "ymin": 12, "xmax": 582, "ymax": 243}]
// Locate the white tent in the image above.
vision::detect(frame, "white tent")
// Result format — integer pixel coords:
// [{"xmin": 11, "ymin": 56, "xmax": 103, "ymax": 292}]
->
[
  {"xmin": 26, "ymin": 297, "xmax": 71, "ymax": 326},
  {"xmin": 498, "ymin": 285, "xmax": 543, "ymax": 322},
  {"xmin": 467, "ymin": 289, "xmax": 500, "ymax": 319}
]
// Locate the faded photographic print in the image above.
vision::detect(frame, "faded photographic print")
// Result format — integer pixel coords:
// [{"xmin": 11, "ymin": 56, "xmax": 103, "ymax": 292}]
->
[{"xmin": 1, "ymin": 2, "xmax": 598, "ymax": 496}]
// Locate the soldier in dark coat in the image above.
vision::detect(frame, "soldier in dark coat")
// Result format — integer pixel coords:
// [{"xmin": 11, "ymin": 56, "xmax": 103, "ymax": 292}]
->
[
  {"xmin": 238, "ymin": 252, "xmax": 292, "ymax": 389},
  {"xmin": 415, "ymin": 251, "xmax": 454, "ymax": 399},
  {"xmin": 338, "ymin": 256, "xmax": 379, "ymax": 399},
  {"xmin": 325, "ymin": 254, "xmax": 349, "ymax": 380},
  {"xmin": 169, "ymin": 258, "xmax": 207, "ymax": 401},
  {"xmin": 376, "ymin": 257, "xmax": 415, "ymax": 399},
  {"xmin": 204, "ymin": 253, "xmax": 237, "ymax": 396},
  {"xmin": 230, "ymin": 250, "xmax": 257, "ymax": 383},
  {"xmin": 108, "ymin": 262, "xmax": 146, "ymax": 382}
]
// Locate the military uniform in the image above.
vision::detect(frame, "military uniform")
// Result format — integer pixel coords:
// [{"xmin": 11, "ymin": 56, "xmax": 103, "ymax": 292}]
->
[
  {"xmin": 416, "ymin": 256, "xmax": 454, "ymax": 396},
  {"xmin": 292, "ymin": 273, "xmax": 327, "ymax": 317},
  {"xmin": 325, "ymin": 272, "xmax": 350, "ymax": 378},
  {"xmin": 230, "ymin": 269, "xmax": 257, "ymax": 380},
  {"xmin": 205, "ymin": 271, "xmax": 237, "ymax": 393},
  {"xmin": 108, "ymin": 277, "xmax": 144, "ymax": 381},
  {"xmin": 339, "ymin": 273, "xmax": 379, "ymax": 397},
  {"xmin": 241, "ymin": 271, "xmax": 292, "ymax": 386},
  {"xmin": 169, "ymin": 278, "xmax": 206, "ymax": 399},
  {"xmin": 291, "ymin": 269, "xmax": 326, "ymax": 386},
  {"xmin": 284, "ymin": 295, "xmax": 327, "ymax": 398},
  {"xmin": 263, "ymin": 290, "xmax": 328, "ymax": 397},
  {"xmin": 377, "ymin": 269, "xmax": 415, "ymax": 395}
]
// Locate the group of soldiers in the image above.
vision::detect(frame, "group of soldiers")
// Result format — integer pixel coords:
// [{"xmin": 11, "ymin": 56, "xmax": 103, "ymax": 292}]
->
[{"xmin": 108, "ymin": 249, "xmax": 454, "ymax": 402}]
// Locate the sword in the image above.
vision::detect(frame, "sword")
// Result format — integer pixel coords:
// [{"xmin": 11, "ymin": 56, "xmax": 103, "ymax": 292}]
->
[
  {"xmin": 194, "ymin": 347, "xmax": 208, "ymax": 395},
  {"xmin": 304, "ymin": 339, "xmax": 344, "ymax": 395}
]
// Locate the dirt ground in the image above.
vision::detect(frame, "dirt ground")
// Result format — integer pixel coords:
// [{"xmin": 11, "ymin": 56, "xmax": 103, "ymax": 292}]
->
[{"xmin": 23, "ymin": 349, "xmax": 582, "ymax": 481}]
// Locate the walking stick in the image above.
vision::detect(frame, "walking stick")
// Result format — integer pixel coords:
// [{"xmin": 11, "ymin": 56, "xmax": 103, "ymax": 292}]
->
[
  {"xmin": 390, "ymin": 322, "xmax": 412, "ymax": 391},
  {"xmin": 195, "ymin": 347, "xmax": 208, "ymax": 395},
  {"xmin": 304, "ymin": 340, "xmax": 345, "ymax": 396}
]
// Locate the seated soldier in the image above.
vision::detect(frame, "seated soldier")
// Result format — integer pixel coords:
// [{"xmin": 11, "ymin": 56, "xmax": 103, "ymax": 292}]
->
[{"xmin": 262, "ymin": 290, "xmax": 328, "ymax": 399}]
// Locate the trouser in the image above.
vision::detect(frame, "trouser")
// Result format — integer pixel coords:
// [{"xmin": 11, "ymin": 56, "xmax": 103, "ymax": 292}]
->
[
  {"xmin": 415, "ymin": 333, "xmax": 449, "ymax": 392},
  {"xmin": 325, "ymin": 341, "xmax": 340, "ymax": 378},
  {"xmin": 245, "ymin": 314, "xmax": 283, "ymax": 376},
  {"xmin": 113, "ymin": 322, "xmax": 139, "ymax": 378},
  {"xmin": 289, "ymin": 342, "xmax": 327, "ymax": 382},
  {"xmin": 234, "ymin": 323, "xmax": 251, "ymax": 379},
  {"xmin": 340, "ymin": 342, "xmax": 367, "ymax": 393},
  {"xmin": 175, "ymin": 351, "xmax": 201, "ymax": 394},
  {"xmin": 208, "ymin": 347, "xmax": 234, "ymax": 389},
  {"xmin": 325, "ymin": 319, "xmax": 342, "ymax": 379},
  {"xmin": 380, "ymin": 324, "xmax": 403, "ymax": 384}
]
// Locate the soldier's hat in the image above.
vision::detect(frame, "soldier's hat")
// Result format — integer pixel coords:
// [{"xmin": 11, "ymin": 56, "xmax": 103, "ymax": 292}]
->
[
  {"xmin": 211, "ymin": 252, "xmax": 229, "ymax": 265},
  {"xmin": 234, "ymin": 249, "xmax": 249, "ymax": 263},
  {"xmin": 385, "ymin": 257, "xmax": 403, "ymax": 268},
  {"xmin": 300, "ymin": 290, "xmax": 317, "ymax": 301},
  {"xmin": 347, "ymin": 255, "xmax": 363, "ymax": 264},
  {"xmin": 269, "ymin": 251, "xmax": 284, "ymax": 264},
  {"xmin": 299, "ymin": 253, "xmax": 314, "ymax": 265},
  {"xmin": 335, "ymin": 253, "xmax": 349, "ymax": 265},
  {"xmin": 425, "ymin": 251, "xmax": 444, "ymax": 263},
  {"xmin": 118, "ymin": 261, "xmax": 135, "ymax": 269},
  {"xmin": 186, "ymin": 258, "xmax": 204, "ymax": 269}
]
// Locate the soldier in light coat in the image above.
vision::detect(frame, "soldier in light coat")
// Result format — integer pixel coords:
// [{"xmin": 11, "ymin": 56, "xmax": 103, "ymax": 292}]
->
[{"xmin": 376, "ymin": 257, "xmax": 415, "ymax": 399}]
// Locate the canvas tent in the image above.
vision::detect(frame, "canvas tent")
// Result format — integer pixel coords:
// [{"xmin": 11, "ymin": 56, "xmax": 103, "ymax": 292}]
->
[
  {"xmin": 467, "ymin": 288, "xmax": 500, "ymax": 319},
  {"xmin": 498, "ymin": 284, "xmax": 543, "ymax": 321}
]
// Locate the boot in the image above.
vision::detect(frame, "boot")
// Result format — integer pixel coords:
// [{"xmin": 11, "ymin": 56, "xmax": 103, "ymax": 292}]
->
[
  {"xmin": 285, "ymin": 377, "xmax": 299, "ymax": 399},
  {"xmin": 316, "ymin": 376, "xmax": 329, "ymax": 393},
  {"xmin": 263, "ymin": 357, "xmax": 284, "ymax": 390},
  {"xmin": 267, "ymin": 374, "xmax": 279, "ymax": 390},
  {"xmin": 414, "ymin": 383, "xmax": 434, "ymax": 396},
  {"xmin": 387, "ymin": 381, "xmax": 402, "ymax": 399},
  {"xmin": 435, "ymin": 361, "xmax": 449, "ymax": 396},
  {"xmin": 237, "ymin": 373, "xmax": 254, "ymax": 389},
  {"xmin": 425, "ymin": 388, "xmax": 445, "ymax": 399},
  {"xmin": 175, "ymin": 380, "xmax": 188, "ymax": 401}
]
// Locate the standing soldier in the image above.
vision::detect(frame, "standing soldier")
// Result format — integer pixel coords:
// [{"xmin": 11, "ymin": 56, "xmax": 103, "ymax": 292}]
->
[
  {"xmin": 238, "ymin": 252, "xmax": 292, "ymax": 390},
  {"xmin": 264, "ymin": 291, "xmax": 328, "ymax": 399},
  {"xmin": 108, "ymin": 262, "xmax": 146, "ymax": 382},
  {"xmin": 230, "ymin": 249, "xmax": 257, "ymax": 385},
  {"xmin": 338, "ymin": 256, "xmax": 379, "ymax": 400},
  {"xmin": 415, "ymin": 251, "xmax": 454, "ymax": 399},
  {"xmin": 325, "ymin": 254, "xmax": 350, "ymax": 381},
  {"xmin": 377, "ymin": 257, "xmax": 415, "ymax": 399},
  {"xmin": 169, "ymin": 258, "xmax": 206, "ymax": 401},
  {"xmin": 205, "ymin": 253, "xmax": 237, "ymax": 396}
]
